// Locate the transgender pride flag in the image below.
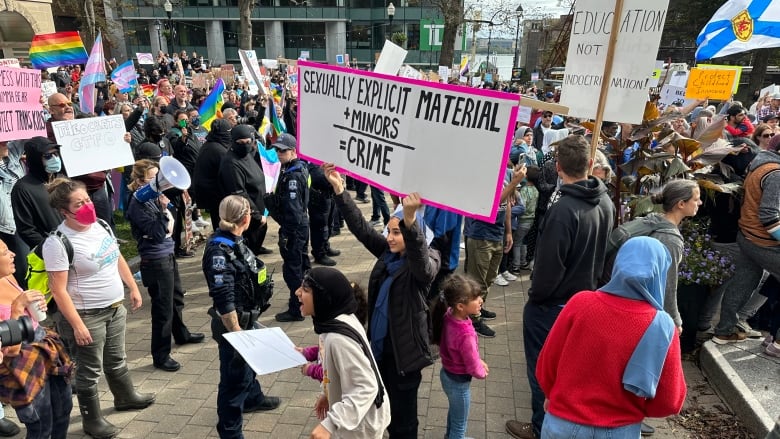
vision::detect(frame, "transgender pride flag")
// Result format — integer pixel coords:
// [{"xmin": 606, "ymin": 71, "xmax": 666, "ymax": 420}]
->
[
  {"xmin": 258, "ymin": 143, "xmax": 281, "ymax": 195},
  {"xmin": 79, "ymin": 33, "xmax": 106, "ymax": 114},
  {"xmin": 110, "ymin": 60, "xmax": 138, "ymax": 93}
]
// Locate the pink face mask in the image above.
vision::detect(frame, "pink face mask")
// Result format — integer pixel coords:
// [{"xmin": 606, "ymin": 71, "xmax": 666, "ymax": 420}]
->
[{"xmin": 71, "ymin": 202, "xmax": 97, "ymax": 225}]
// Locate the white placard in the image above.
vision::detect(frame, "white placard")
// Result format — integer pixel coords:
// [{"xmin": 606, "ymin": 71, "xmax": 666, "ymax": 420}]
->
[
  {"xmin": 659, "ymin": 85, "xmax": 696, "ymax": 109},
  {"xmin": 438, "ymin": 66, "xmax": 449, "ymax": 82},
  {"xmin": 136, "ymin": 53, "xmax": 154, "ymax": 65},
  {"xmin": 238, "ymin": 50, "xmax": 264, "ymax": 95},
  {"xmin": 41, "ymin": 81, "xmax": 58, "ymax": 100},
  {"xmin": 0, "ymin": 58, "xmax": 20, "ymax": 68},
  {"xmin": 262, "ymin": 58, "xmax": 279, "ymax": 70},
  {"xmin": 517, "ymin": 106, "xmax": 533, "ymax": 124},
  {"xmin": 761, "ymin": 84, "xmax": 779, "ymax": 98},
  {"xmin": 222, "ymin": 328, "xmax": 307, "ymax": 375},
  {"xmin": 398, "ymin": 65, "xmax": 422, "ymax": 80},
  {"xmin": 297, "ymin": 61, "xmax": 519, "ymax": 221},
  {"xmin": 374, "ymin": 40, "xmax": 407, "ymax": 76},
  {"xmin": 559, "ymin": 0, "xmax": 669, "ymax": 123},
  {"xmin": 299, "ymin": 51, "xmax": 310, "ymax": 60},
  {"xmin": 51, "ymin": 115, "xmax": 135, "ymax": 177},
  {"xmin": 668, "ymin": 70, "xmax": 689, "ymax": 88}
]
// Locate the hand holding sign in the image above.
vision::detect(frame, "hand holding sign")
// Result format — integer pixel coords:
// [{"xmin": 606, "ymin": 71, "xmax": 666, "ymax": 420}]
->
[
  {"xmin": 322, "ymin": 163, "xmax": 344, "ymax": 195},
  {"xmin": 402, "ymin": 192, "xmax": 422, "ymax": 227}
]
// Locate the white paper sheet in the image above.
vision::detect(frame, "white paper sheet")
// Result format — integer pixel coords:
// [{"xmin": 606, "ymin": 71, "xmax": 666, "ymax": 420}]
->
[{"xmin": 222, "ymin": 327, "xmax": 308, "ymax": 375}]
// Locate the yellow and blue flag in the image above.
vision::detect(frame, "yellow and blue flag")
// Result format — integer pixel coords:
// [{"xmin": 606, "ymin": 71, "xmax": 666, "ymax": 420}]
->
[{"xmin": 696, "ymin": 0, "xmax": 780, "ymax": 60}]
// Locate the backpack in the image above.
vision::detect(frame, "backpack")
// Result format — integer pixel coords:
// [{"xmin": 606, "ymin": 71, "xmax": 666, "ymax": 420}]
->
[
  {"xmin": 599, "ymin": 216, "xmax": 678, "ymax": 285},
  {"xmin": 211, "ymin": 236, "xmax": 274, "ymax": 318},
  {"xmin": 26, "ymin": 219, "xmax": 113, "ymax": 304}
]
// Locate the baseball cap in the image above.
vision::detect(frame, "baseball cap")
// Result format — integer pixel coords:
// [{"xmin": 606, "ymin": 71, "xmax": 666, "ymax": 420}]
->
[
  {"xmin": 545, "ymin": 92, "xmax": 554, "ymax": 98},
  {"xmin": 24, "ymin": 137, "xmax": 61, "ymax": 155},
  {"xmin": 272, "ymin": 133, "xmax": 297, "ymax": 151}
]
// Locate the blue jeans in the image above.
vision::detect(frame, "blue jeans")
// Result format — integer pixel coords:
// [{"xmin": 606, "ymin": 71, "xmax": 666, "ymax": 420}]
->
[
  {"xmin": 370, "ymin": 186, "xmax": 390, "ymax": 223},
  {"xmin": 523, "ymin": 302, "xmax": 563, "ymax": 437},
  {"xmin": 440, "ymin": 368, "xmax": 471, "ymax": 439},
  {"xmin": 715, "ymin": 232, "xmax": 780, "ymax": 339},
  {"xmin": 215, "ymin": 329, "xmax": 266, "ymax": 439},
  {"xmin": 56, "ymin": 303, "xmax": 128, "ymax": 390},
  {"xmin": 15, "ymin": 375, "xmax": 72, "ymax": 439},
  {"xmin": 542, "ymin": 413, "xmax": 641, "ymax": 439}
]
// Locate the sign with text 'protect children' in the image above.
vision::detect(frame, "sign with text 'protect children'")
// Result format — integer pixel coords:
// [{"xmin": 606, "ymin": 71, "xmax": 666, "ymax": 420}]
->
[
  {"xmin": 559, "ymin": 0, "xmax": 669, "ymax": 123},
  {"xmin": 296, "ymin": 61, "xmax": 518, "ymax": 222}
]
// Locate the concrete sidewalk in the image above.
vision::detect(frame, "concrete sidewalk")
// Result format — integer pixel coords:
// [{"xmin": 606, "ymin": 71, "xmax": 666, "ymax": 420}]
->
[{"xmin": 2, "ymin": 200, "xmax": 753, "ymax": 438}]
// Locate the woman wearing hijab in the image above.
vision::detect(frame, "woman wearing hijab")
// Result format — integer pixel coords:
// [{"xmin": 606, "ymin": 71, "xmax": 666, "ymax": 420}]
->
[
  {"xmin": 323, "ymin": 163, "xmax": 440, "ymax": 439},
  {"xmin": 536, "ymin": 237, "xmax": 686, "ymax": 438}
]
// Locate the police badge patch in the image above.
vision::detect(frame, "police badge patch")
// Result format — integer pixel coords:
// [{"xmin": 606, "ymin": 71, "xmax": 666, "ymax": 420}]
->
[{"xmin": 212, "ymin": 256, "xmax": 227, "ymax": 271}]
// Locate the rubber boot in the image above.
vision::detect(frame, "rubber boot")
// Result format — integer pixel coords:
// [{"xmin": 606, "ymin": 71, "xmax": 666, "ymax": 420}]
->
[
  {"xmin": 77, "ymin": 389, "xmax": 118, "ymax": 439},
  {"xmin": 106, "ymin": 368, "xmax": 156, "ymax": 411}
]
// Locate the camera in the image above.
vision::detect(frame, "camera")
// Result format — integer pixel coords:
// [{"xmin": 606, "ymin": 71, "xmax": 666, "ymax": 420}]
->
[{"xmin": 0, "ymin": 316, "xmax": 36, "ymax": 347}]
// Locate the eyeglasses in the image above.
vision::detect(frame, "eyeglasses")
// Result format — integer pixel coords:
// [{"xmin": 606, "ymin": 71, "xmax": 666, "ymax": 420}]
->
[
  {"xmin": 42, "ymin": 151, "xmax": 60, "ymax": 159},
  {"xmin": 52, "ymin": 102, "xmax": 72, "ymax": 108}
]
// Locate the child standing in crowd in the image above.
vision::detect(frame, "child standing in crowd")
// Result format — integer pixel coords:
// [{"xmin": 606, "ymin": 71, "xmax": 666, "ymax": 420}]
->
[{"xmin": 431, "ymin": 274, "xmax": 489, "ymax": 439}]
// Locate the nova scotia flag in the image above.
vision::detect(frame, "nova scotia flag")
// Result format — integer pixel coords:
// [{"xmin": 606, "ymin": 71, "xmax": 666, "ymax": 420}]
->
[{"xmin": 696, "ymin": 0, "xmax": 780, "ymax": 60}]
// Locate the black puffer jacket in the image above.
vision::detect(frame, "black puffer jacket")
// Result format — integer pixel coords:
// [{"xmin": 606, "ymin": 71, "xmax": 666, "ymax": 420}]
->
[{"xmin": 335, "ymin": 191, "xmax": 440, "ymax": 375}]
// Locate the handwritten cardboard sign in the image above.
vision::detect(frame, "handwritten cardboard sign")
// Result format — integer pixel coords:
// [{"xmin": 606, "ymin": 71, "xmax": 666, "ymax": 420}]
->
[
  {"xmin": 51, "ymin": 114, "xmax": 135, "ymax": 177},
  {"xmin": 559, "ymin": 0, "xmax": 669, "ymax": 123},
  {"xmin": 685, "ymin": 68, "xmax": 737, "ymax": 101},
  {"xmin": 698, "ymin": 64, "xmax": 742, "ymax": 93},
  {"xmin": 296, "ymin": 61, "xmax": 519, "ymax": 221},
  {"xmin": 0, "ymin": 66, "xmax": 46, "ymax": 142}
]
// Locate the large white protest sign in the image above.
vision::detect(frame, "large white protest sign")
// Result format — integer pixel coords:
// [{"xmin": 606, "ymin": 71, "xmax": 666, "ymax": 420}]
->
[
  {"xmin": 297, "ymin": 61, "xmax": 518, "ymax": 221},
  {"xmin": 51, "ymin": 115, "xmax": 135, "ymax": 177},
  {"xmin": 374, "ymin": 40, "xmax": 407, "ymax": 76},
  {"xmin": 238, "ymin": 50, "xmax": 264, "ymax": 95},
  {"xmin": 223, "ymin": 328, "xmax": 307, "ymax": 375},
  {"xmin": 559, "ymin": 0, "xmax": 669, "ymax": 123},
  {"xmin": 0, "ymin": 66, "xmax": 46, "ymax": 142},
  {"xmin": 659, "ymin": 85, "xmax": 696, "ymax": 110}
]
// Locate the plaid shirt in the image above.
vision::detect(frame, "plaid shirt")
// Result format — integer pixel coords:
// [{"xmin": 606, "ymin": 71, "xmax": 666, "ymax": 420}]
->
[
  {"xmin": 756, "ymin": 104, "xmax": 779, "ymax": 120},
  {"xmin": 0, "ymin": 328, "xmax": 73, "ymax": 407}
]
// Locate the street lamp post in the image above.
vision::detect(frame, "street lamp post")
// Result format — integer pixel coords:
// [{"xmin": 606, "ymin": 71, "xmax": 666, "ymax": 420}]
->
[
  {"xmin": 387, "ymin": 3, "xmax": 395, "ymax": 39},
  {"xmin": 154, "ymin": 20, "xmax": 163, "ymax": 54},
  {"xmin": 513, "ymin": 5, "xmax": 523, "ymax": 69},
  {"xmin": 485, "ymin": 23, "xmax": 493, "ymax": 75},
  {"xmin": 164, "ymin": 0, "xmax": 174, "ymax": 55}
]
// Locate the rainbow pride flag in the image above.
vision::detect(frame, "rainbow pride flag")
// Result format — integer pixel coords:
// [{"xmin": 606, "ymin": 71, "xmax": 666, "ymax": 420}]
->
[
  {"xmin": 140, "ymin": 83, "xmax": 156, "ymax": 98},
  {"xmin": 199, "ymin": 78, "xmax": 225, "ymax": 131},
  {"xmin": 29, "ymin": 31, "xmax": 88, "ymax": 70}
]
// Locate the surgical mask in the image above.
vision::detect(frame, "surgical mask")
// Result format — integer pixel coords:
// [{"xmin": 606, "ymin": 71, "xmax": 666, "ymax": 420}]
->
[
  {"xmin": 44, "ymin": 156, "xmax": 62, "ymax": 174},
  {"xmin": 190, "ymin": 116, "xmax": 200, "ymax": 127},
  {"xmin": 71, "ymin": 202, "xmax": 97, "ymax": 225}
]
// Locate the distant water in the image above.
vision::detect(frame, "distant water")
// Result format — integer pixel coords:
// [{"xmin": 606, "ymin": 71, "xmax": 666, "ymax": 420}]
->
[{"xmin": 473, "ymin": 54, "xmax": 517, "ymax": 81}]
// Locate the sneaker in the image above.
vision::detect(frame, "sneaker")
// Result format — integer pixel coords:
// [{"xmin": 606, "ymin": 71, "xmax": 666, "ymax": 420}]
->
[
  {"xmin": 473, "ymin": 319, "xmax": 496, "ymax": 338},
  {"xmin": 369, "ymin": 219, "xmax": 383, "ymax": 227},
  {"xmin": 133, "ymin": 271, "xmax": 142, "ymax": 282},
  {"xmin": 505, "ymin": 420, "xmax": 537, "ymax": 439},
  {"xmin": 765, "ymin": 341, "xmax": 780, "ymax": 358},
  {"xmin": 711, "ymin": 333, "xmax": 747, "ymax": 345},
  {"xmin": 190, "ymin": 223, "xmax": 201, "ymax": 234},
  {"xmin": 519, "ymin": 261, "xmax": 534, "ymax": 271},
  {"xmin": 762, "ymin": 334, "xmax": 774, "ymax": 347},
  {"xmin": 194, "ymin": 218, "xmax": 210, "ymax": 228},
  {"xmin": 501, "ymin": 270, "xmax": 518, "ymax": 281},
  {"xmin": 640, "ymin": 421, "xmax": 655, "ymax": 436},
  {"xmin": 494, "ymin": 274, "xmax": 509, "ymax": 286},
  {"xmin": 736, "ymin": 320, "xmax": 762, "ymax": 338},
  {"xmin": 480, "ymin": 308, "xmax": 496, "ymax": 320}
]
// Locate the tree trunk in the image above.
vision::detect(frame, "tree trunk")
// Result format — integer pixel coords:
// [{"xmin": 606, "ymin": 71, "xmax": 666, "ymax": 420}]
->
[
  {"xmin": 744, "ymin": 48, "xmax": 770, "ymax": 104},
  {"xmin": 438, "ymin": 0, "xmax": 462, "ymax": 69},
  {"xmin": 238, "ymin": 0, "xmax": 254, "ymax": 51}
]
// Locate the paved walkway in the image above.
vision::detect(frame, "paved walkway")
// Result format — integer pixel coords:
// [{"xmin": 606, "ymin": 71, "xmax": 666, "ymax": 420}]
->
[{"xmin": 3, "ymin": 200, "xmax": 745, "ymax": 438}]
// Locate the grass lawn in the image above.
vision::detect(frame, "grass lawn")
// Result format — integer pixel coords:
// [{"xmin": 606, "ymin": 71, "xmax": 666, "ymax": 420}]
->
[{"xmin": 114, "ymin": 211, "xmax": 138, "ymax": 261}]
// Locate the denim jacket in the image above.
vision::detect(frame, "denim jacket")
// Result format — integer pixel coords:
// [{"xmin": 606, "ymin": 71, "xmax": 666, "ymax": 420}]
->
[{"xmin": 0, "ymin": 141, "xmax": 26, "ymax": 234}]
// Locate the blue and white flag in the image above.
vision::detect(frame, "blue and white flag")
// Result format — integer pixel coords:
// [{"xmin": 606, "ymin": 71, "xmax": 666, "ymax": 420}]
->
[{"xmin": 696, "ymin": 0, "xmax": 780, "ymax": 60}]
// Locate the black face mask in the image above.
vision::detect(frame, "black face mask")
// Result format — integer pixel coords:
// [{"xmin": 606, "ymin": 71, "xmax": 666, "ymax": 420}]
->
[
  {"xmin": 150, "ymin": 132, "xmax": 163, "ymax": 143},
  {"xmin": 231, "ymin": 140, "xmax": 255, "ymax": 158}
]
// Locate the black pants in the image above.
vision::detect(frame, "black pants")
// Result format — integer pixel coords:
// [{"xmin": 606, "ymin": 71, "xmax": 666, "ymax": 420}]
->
[
  {"xmin": 170, "ymin": 193, "xmax": 186, "ymax": 252},
  {"xmin": 0, "ymin": 231, "xmax": 29, "ymax": 288},
  {"xmin": 279, "ymin": 225, "xmax": 311, "ymax": 316},
  {"xmin": 140, "ymin": 254, "xmax": 191, "ymax": 363},
  {"xmin": 379, "ymin": 348, "xmax": 423, "ymax": 439},
  {"xmin": 89, "ymin": 185, "xmax": 115, "ymax": 233},
  {"xmin": 243, "ymin": 217, "xmax": 268, "ymax": 255},
  {"xmin": 309, "ymin": 195, "xmax": 332, "ymax": 259}
]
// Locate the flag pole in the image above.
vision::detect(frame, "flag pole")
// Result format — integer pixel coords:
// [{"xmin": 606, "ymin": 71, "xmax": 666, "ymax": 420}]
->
[{"xmin": 589, "ymin": 0, "xmax": 625, "ymax": 166}]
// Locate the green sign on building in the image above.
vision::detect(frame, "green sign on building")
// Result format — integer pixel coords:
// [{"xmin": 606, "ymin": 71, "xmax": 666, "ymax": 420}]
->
[{"xmin": 420, "ymin": 19, "xmax": 467, "ymax": 52}]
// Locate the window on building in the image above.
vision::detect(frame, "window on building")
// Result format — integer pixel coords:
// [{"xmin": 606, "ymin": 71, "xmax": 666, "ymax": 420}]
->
[
  {"xmin": 284, "ymin": 22, "xmax": 326, "ymax": 49},
  {"xmin": 124, "ymin": 21, "xmax": 152, "ymax": 47},
  {"xmin": 176, "ymin": 21, "xmax": 208, "ymax": 48},
  {"xmin": 347, "ymin": 22, "xmax": 371, "ymax": 49},
  {"xmin": 406, "ymin": 23, "xmax": 419, "ymax": 50}
]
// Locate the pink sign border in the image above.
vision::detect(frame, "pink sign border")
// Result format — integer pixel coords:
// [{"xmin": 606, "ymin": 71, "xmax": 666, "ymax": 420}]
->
[{"xmin": 295, "ymin": 60, "xmax": 519, "ymax": 223}]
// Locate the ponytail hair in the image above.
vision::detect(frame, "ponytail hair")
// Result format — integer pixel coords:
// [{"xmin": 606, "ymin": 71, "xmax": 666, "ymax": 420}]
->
[
  {"xmin": 47, "ymin": 178, "xmax": 85, "ymax": 211},
  {"xmin": 218, "ymin": 195, "xmax": 250, "ymax": 233},
  {"xmin": 430, "ymin": 274, "xmax": 482, "ymax": 345},
  {"xmin": 351, "ymin": 282, "xmax": 368, "ymax": 326},
  {"xmin": 650, "ymin": 179, "xmax": 699, "ymax": 213}
]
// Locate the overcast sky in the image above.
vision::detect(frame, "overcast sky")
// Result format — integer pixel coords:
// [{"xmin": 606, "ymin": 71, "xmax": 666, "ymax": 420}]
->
[{"xmin": 467, "ymin": 0, "xmax": 572, "ymax": 38}]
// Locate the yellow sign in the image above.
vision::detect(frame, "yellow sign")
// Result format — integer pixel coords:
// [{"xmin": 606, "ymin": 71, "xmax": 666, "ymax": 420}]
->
[
  {"xmin": 697, "ymin": 64, "xmax": 743, "ymax": 93},
  {"xmin": 732, "ymin": 10, "xmax": 754, "ymax": 42},
  {"xmin": 685, "ymin": 68, "xmax": 738, "ymax": 101}
]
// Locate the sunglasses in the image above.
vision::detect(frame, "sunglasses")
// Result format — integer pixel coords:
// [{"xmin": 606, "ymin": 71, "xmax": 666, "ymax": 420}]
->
[
  {"xmin": 762, "ymin": 133, "xmax": 774, "ymax": 138},
  {"xmin": 42, "ymin": 151, "xmax": 60, "ymax": 159},
  {"xmin": 52, "ymin": 102, "xmax": 72, "ymax": 108}
]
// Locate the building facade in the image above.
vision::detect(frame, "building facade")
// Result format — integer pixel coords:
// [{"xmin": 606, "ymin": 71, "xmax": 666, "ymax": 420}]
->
[
  {"xmin": 0, "ymin": 0, "xmax": 56, "ymax": 60},
  {"xmin": 115, "ymin": 0, "xmax": 456, "ymax": 68}
]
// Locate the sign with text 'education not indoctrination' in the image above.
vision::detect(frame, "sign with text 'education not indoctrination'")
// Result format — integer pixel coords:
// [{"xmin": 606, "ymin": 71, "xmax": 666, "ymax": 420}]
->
[
  {"xmin": 559, "ymin": 0, "xmax": 669, "ymax": 124},
  {"xmin": 296, "ymin": 61, "xmax": 518, "ymax": 222}
]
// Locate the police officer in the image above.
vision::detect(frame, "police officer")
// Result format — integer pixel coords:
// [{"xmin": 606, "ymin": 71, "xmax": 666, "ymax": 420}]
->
[
  {"xmin": 308, "ymin": 162, "xmax": 340, "ymax": 266},
  {"xmin": 266, "ymin": 133, "xmax": 312, "ymax": 323},
  {"xmin": 203, "ymin": 195, "xmax": 281, "ymax": 438}
]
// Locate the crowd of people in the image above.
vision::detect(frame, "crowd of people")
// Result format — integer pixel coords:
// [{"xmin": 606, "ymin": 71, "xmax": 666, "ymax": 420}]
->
[{"xmin": 0, "ymin": 52, "xmax": 778, "ymax": 439}]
